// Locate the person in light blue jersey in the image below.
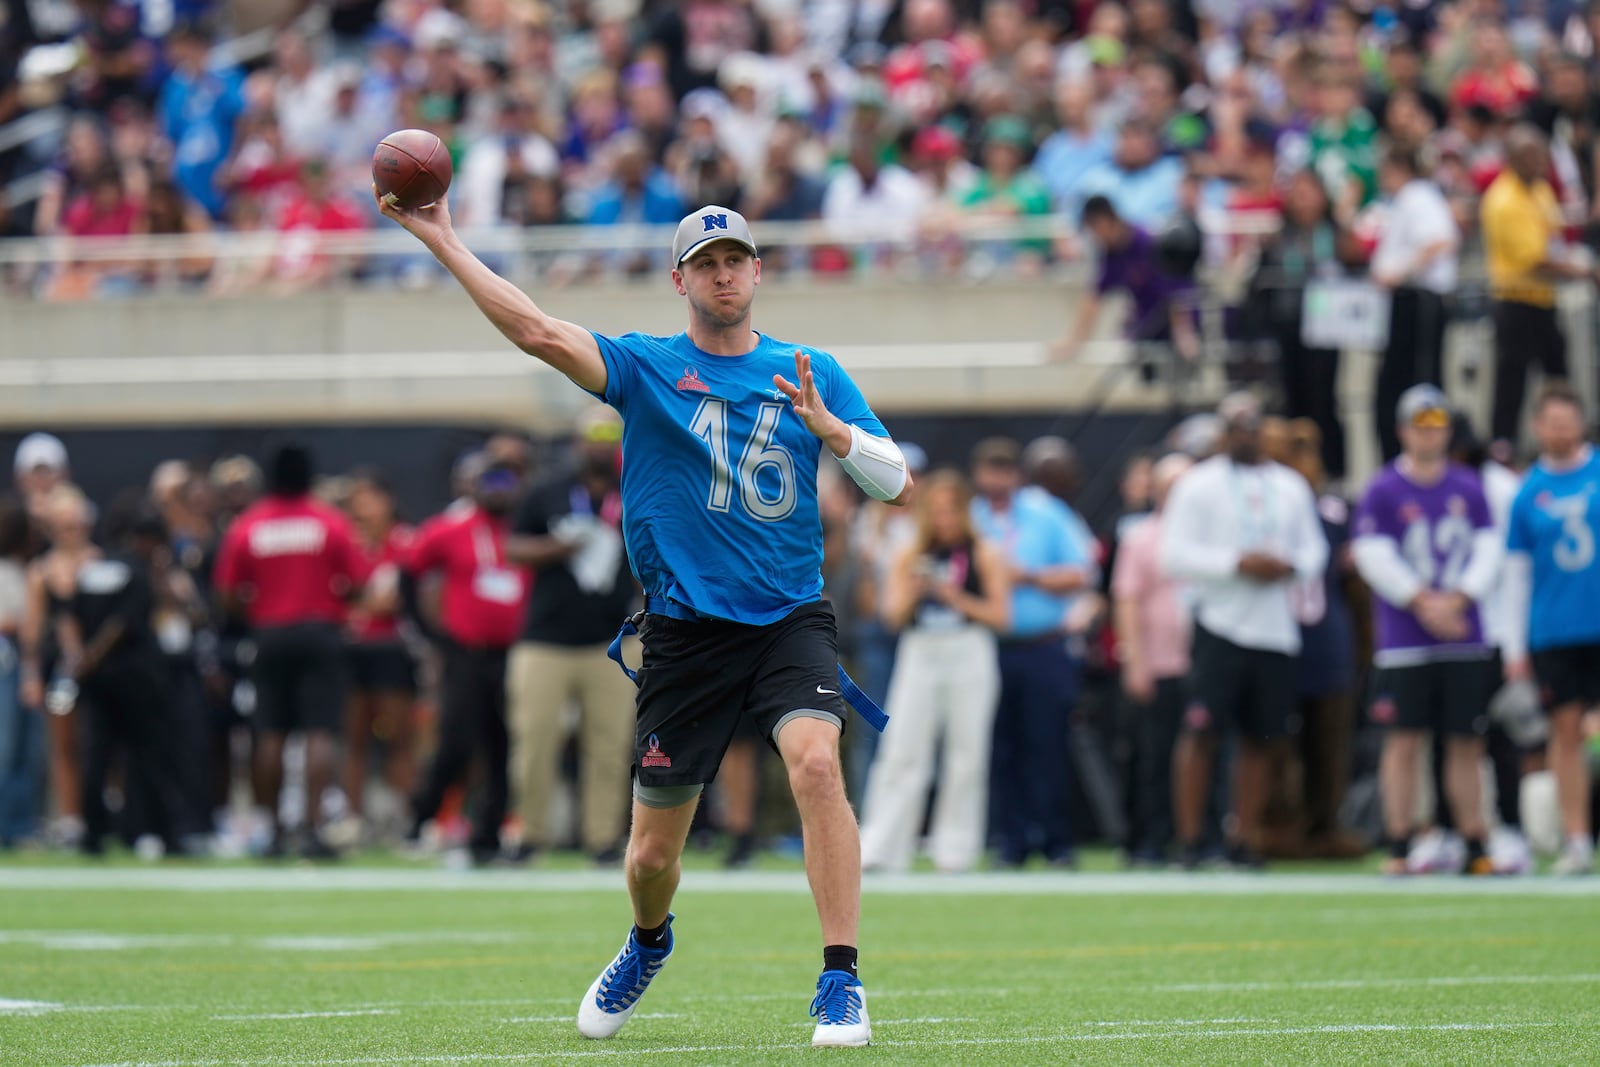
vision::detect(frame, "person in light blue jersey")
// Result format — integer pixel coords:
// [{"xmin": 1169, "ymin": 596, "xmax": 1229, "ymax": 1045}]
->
[
  {"xmin": 969, "ymin": 437, "xmax": 1095, "ymax": 868},
  {"xmin": 1503, "ymin": 381, "xmax": 1600, "ymax": 876},
  {"xmin": 379, "ymin": 192, "xmax": 911, "ymax": 1048}
]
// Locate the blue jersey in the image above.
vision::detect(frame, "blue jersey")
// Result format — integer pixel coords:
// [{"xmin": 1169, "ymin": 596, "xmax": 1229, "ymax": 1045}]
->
[
  {"xmin": 1507, "ymin": 448, "xmax": 1600, "ymax": 651},
  {"xmin": 591, "ymin": 330, "xmax": 887, "ymax": 625}
]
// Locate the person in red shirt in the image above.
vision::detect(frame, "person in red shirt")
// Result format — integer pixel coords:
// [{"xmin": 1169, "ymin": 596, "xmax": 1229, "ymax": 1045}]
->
[
  {"xmin": 402, "ymin": 460, "xmax": 529, "ymax": 864},
  {"xmin": 340, "ymin": 467, "xmax": 417, "ymax": 842},
  {"xmin": 214, "ymin": 445, "xmax": 370, "ymax": 858},
  {"xmin": 273, "ymin": 159, "xmax": 367, "ymax": 286},
  {"xmin": 1450, "ymin": 23, "xmax": 1537, "ymax": 118}
]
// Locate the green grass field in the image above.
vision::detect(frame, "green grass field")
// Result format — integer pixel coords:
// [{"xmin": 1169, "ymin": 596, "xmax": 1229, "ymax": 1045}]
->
[{"xmin": 2, "ymin": 859, "xmax": 1598, "ymax": 1066}]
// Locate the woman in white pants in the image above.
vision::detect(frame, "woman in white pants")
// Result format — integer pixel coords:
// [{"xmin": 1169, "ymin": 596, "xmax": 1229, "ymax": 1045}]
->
[{"xmin": 860, "ymin": 471, "xmax": 1010, "ymax": 873}]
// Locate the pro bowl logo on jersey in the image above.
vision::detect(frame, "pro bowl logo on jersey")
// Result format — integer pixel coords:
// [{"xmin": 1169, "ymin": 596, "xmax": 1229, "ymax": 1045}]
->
[
  {"xmin": 641, "ymin": 733, "xmax": 672, "ymax": 768},
  {"xmin": 1447, "ymin": 495, "xmax": 1467, "ymax": 516},
  {"xmin": 676, "ymin": 367, "xmax": 710, "ymax": 393},
  {"xmin": 1399, "ymin": 501, "xmax": 1423, "ymax": 524}
]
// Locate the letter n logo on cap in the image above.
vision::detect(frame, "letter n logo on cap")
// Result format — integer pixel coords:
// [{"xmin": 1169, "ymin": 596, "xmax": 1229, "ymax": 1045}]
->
[{"xmin": 702, "ymin": 213, "xmax": 728, "ymax": 232}]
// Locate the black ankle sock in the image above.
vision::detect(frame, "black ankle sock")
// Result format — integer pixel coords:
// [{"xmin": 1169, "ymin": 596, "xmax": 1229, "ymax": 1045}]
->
[
  {"xmin": 1388, "ymin": 835, "xmax": 1412, "ymax": 860},
  {"xmin": 1465, "ymin": 837, "xmax": 1487, "ymax": 862},
  {"xmin": 823, "ymin": 945, "xmax": 858, "ymax": 979},
  {"xmin": 634, "ymin": 919, "xmax": 671, "ymax": 949}
]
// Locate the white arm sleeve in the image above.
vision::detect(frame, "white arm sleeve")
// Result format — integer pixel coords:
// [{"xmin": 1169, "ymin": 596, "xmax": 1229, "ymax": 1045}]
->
[
  {"xmin": 1351, "ymin": 536, "xmax": 1424, "ymax": 610},
  {"xmin": 838, "ymin": 424, "xmax": 909, "ymax": 502},
  {"xmin": 1500, "ymin": 551, "xmax": 1533, "ymax": 662},
  {"xmin": 1453, "ymin": 528, "xmax": 1505, "ymax": 603}
]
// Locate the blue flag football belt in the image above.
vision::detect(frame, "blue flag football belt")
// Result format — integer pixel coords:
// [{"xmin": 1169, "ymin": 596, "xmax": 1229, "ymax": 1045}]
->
[{"xmin": 605, "ymin": 596, "xmax": 889, "ymax": 733}]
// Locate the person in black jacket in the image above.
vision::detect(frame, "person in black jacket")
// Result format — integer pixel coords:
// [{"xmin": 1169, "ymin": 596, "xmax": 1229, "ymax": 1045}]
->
[{"xmin": 60, "ymin": 503, "xmax": 193, "ymax": 856}]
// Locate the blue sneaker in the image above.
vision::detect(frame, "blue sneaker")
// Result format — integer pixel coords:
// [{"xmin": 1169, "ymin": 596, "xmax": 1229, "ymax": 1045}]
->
[
  {"xmin": 576, "ymin": 915, "xmax": 673, "ymax": 1039},
  {"xmin": 809, "ymin": 969, "xmax": 871, "ymax": 1047}
]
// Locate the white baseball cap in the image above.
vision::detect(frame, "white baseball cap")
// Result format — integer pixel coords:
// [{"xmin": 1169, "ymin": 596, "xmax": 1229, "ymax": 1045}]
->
[
  {"xmin": 671, "ymin": 206, "xmax": 758, "ymax": 265},
  {"xmin": 14, "ymin": 432, "xmax": 67, "ymax": 474}
]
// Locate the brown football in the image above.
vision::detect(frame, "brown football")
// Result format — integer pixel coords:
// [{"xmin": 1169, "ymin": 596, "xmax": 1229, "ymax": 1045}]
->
[{"xmin": 372, "ymin": 129, "xmax": 452, "ymax": 210}]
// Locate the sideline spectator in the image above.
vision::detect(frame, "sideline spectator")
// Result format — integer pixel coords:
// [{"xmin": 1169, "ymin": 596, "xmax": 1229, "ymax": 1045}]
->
[
  {"xmin": 505, "ymin": 409, "xmax": 637, "ymax": 865},
  {"xmin": 402, "ymin": 461, "xmax": 528, "ymax": 865},
  {"xmin": 61, "ymin": 505, "xmax": 197, "ymax": 856},
  {"xmin": 859, "ymin": 470, "xmax": 1009, "ymax": 873},
  {"xmin": 214, "ymin": 445, "xmax": 371, "ymax": 859},
  {"xmin": 1159, "ymin": 392, "xmax": 1328, "ymax": 869},
  {"xmin": 1110, "ymin": 452, "xmax": 1192, "ymax": 865},
  {"xmin": 0, "ymin": 499, "xmax": 35, "ymax": 846},
  {"xmin": 1351, "ymin": 386, "xmax": 1500, "ymax": 876},
  {"xmin": 340, "ymin": 468, "xmax": 417, "ymax": 844},
  {"xmin": 20, "ymin": 485, "xmax": 100, "ymax": 850},
  {"xmin": 971, "ymin": 437, "xmax": 1092, "ymax": 868},
  {"xmin": 1278, "ymin": 419, "xmax": 1363, "ymax": 860}
]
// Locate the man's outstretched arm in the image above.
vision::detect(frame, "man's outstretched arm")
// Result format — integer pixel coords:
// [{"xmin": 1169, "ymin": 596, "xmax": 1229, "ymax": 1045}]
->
[{"xmin": 378, "ymin": 191, "xmax": 607, "ymax": 395}]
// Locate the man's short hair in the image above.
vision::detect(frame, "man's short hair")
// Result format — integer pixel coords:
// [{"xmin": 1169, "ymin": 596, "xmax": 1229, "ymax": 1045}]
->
[
  {"xmin": 970, "ymin": 436, "xmax": 1021, "ymax": 469},
  {"xmin": 1534, "ymin": 379, "xmax": 1585, "ymax": 417},
  {"xmin": 1080, "ymin": 195, "xmax": 1118, "ymax": 226},
  {"xmin": 269, "ymin": 445, "xmax": 314, "ymax": 497}
]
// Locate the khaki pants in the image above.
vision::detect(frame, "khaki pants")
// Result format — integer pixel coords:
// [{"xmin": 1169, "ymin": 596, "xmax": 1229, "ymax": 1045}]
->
[{"xmin": 507, "ymin": 640, "xmax": 637, "ymax": 853}]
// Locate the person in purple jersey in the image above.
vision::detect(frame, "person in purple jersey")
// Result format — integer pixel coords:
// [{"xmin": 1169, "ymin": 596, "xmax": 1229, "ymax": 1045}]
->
[{"xmin": 1352, "ymin": 385, "xmax": 1504, "ymax": 876}]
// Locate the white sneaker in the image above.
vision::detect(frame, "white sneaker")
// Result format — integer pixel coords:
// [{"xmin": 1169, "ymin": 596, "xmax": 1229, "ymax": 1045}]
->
[
  {"xmin": 1552, "ymin": 839, "xmax": 1594, "ymax": 876},
  {"xmin": 576, "ymin": 916, "xmax": 673, "ymax": 1039},
  {"xmin": 810, "ymin": 970, "xmax": 871, "ymax": 1048},
  {"xmin": 1407, "ymin": 829, "xmax": 1465, "ymax": 875},
  {"xmin": 1489, "ymin": 827, "xmax": 1533, "ymax": 876}
]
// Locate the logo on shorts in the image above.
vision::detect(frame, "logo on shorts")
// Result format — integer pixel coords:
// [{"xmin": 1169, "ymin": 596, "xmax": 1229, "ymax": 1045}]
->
[
  {"xmin": 676, "ymin": 367, "xmax": 710, "ymax": 393},
  {"xmin": 1184, "ymin": 702, "xmax": 1212, "ymax": 731},
  {"xmin": 641, "ymin": 733, "xmax": 673, "ymax": 769},
  {"xmin": 1370, "ymin": 696, "xmax": 1397, "ymax": 725}
]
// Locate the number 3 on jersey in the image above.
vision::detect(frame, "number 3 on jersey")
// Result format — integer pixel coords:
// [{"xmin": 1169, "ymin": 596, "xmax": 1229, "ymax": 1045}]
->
[
  {"xmin": 1552, "ymin": 497, "xmax": 1596, "ymax": 573},
  {"xmin": 690, "ymin": 397, "xmax": 798, "ymax": 523}
]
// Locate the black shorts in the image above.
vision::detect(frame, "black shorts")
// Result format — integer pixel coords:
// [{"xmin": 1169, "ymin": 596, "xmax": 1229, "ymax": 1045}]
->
[
  {"xmin": 346, "ymin": 641, "xmax": 417, "ymax": 694},
  {"xmin": 1532, "ymin": 643, "xmax": 1600, "ymax": 711},
  {"xmin": 252, "ymin": 622, "xmax": 348, "ymax": 735},
  {"xmin": 1368, "ymin": 657, "xmax": 1492, "ymax": 737},
  {"xmin": 1184, "ymin": 626, "xmax": 1297, "ymax": 741},
  {"xmin": 633, "ymin": 602, "xmax": 847, "ymax": 789}
]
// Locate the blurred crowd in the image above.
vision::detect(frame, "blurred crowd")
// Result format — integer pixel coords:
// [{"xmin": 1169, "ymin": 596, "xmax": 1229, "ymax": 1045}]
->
[
  {"xmin": 7, "ymin": 0, "xmax": 1600, "ymax": 297},
  {"xmin": 2, "ymin": 377, "xmax": 1598, "ymax": 875}
]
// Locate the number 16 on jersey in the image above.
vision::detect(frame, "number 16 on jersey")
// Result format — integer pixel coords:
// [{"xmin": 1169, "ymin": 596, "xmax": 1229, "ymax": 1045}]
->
[{"xmin": 690, "ymin": 397, "xmax": 799, "ymax": 523}]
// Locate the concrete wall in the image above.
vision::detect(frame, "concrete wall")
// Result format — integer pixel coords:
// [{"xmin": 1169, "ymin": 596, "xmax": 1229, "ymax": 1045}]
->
[{"xmin": 0, "ymin": 277, "xmax": 1161, "ymax": 431}]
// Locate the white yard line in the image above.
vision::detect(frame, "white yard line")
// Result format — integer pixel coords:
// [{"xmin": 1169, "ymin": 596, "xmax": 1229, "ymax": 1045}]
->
[
  {"xmin": 63, "ymin": 1021, "xmax": 1562, "ymax": 1067},
  {"xmin": 4, "ymin": 867, "xmax": 1599, "ymax": 895},
  {"xmin": 214, "ymin": 1010, "xmax": 401, "ymax": 1021},
  {"xmin": 1158, "ymin": 973, "xmax": 1600, "ymax": 993},
  {"xmin": 0, "ymin": 930, "xmax": 526, "ymax": 952},
  {"xmin": 0, "ymin": 997, "xmax": 62, "ymax": 1014},
  {"xmin": 1085, "ymin": 1018, "xmax": 1261, "ymax": 1026}
]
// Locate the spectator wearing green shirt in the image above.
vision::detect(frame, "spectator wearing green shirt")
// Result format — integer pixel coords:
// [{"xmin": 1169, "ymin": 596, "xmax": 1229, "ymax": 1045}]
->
[
  {"xmin": 961, "ymin": 115, "xmax": 1053, "ymax": 269},
  {"xmin": 1309, "ymin": 65, "xmax": 1378, "ymax": 224}
]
